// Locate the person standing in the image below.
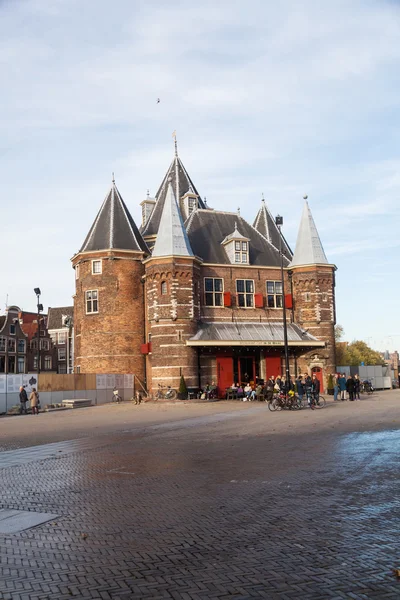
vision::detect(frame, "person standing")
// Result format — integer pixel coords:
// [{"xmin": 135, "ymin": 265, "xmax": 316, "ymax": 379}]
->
[
  {"xmin": 346, "ymin": 376, "xmax": 355, "ymax": 401},
  {"xmin": 304, "ymin": 374, "xmax": 313, "ymax": 408},
  {"xmin": 312, "ymin": 374, "xmax": 320, "ymax": 406},
  {"xmin": 338, "ymin": 374, "xmax": 347, "ymax": 401},
  {"xmin": 30, "ymin": 388, "xmax": 39, "ymax": 415},
  {"xmin": 333, "ymin": 374, "xmax": 339, "ymax": 401},
  {"xmin": 19, "ymin": 386, "xmax": 28, "ymax": 415},
  {"xmin": 353, "ymin": 374, "xmax": 361, "ymax": 400},
  {"xmin": 296, "ymin": 376, "xmax": 304, "ymax": 403},
  {"xmin": 264, "ymin": 376, "xmax": 275, "ymax": 403}
]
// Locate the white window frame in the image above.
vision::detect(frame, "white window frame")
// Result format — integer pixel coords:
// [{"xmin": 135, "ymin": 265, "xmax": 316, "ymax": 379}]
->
[
  {"xmin": 18, "ymin": 339, "xmax": 26, "ymax": 353},
  {"xmin": 204, "ymin": 277, "xmax": 224, "ymax": 307},
  {"xmin": 40, "ymin": 339, "xmax": 50, "ymax": 351},
  {"xmin": 236, "ymin": 279, "xmax": 254, "ymax": 308},
  {"xmin": 58, "ymin": 331, "xmax": 67, "ymax": 345},
  {"xmin": 266, "ymin": 281, "xmax": 283, "ymax": 309},
  {"xmin": 44, "ymin": 356, "xmax": 52, "ymax": 370},
  {"xmin": 8, "ymin": 338, "xmax": 16, "ymax": 352},
  {"xmin": 58, "ymin": 348, "xmax": 66, "ymax": 361},
  {"xmin": 17, "ymin": 357, "xmax": 25, "ymax": 373},
  {"xmin": 92, "ymin": 259, "xmax": 102, "ymax": 274},
  {"xmin": 86, "ymin": 290, "xmax": 99, "ymax": 314},
  {"xmin": 188, "ymin": 197, "xmax": 197, "ymax": 215},
  {"xmin": 233, "ymin": 241, "xmax": 249, "ymax": 264}
]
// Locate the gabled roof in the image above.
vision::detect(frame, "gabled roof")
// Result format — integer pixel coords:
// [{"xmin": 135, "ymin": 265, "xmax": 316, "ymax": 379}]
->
[
  {"xmin": 79, "ymin": 181, "xmax": 149, "ymax": 254},
  {"xmin": 290, "ymin": 201, "xmax": 328, "ymax": 267},
  {"xmin": 140, "ymin": 149, "xmax": 206, "ymax": 238},
  {"xmin": 152, "ymin": 183, "xmax": 194, "ymax": 257},
  {"xmin": 47, "ymin": 306, "xmax": 74, "ymax": 331},
  {"xmin": 186, "ymin": 210, "xmax": 290, "ymax": 266},
  {"xmin": 253, "ymin": 198, "xmax": 292, "ymax": 261}
]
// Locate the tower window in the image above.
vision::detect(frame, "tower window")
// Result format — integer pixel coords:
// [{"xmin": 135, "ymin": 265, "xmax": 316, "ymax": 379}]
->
[
  {"xmin": 303, "ymin": 292, "xmax": 311, "ymax": 302},
  {"xmin": 204, "ymin": 278, "xmax": 223, "ymax": 307},
  {"xmin": 161, "ymin": 281, "xmax": 168, "ymax": 295},
  {"xmin": 92, "ymin": 260, "xmax": 102, "ymax": 274},
  {"xmin": 188, "ymin": 197, "xmax": 197, "ymax": 214},
  {"xmin": 86, "ymin": 290, "xmax": 99, "ymax": 314},
  {"xmin": 236, "ymin": 279, "xmax": 254, "ymax": 307},
  {"xmin": 266, "ymin": 281, "xmax": 283, "ymax": 308}
]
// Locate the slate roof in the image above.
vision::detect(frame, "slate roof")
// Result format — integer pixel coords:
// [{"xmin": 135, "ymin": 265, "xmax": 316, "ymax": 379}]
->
[
  {"xmin": 140, "ymin": 153, "xmax": 206, "ymax": 238},
  {"xmin": 47, "ymin": 306, "xmax": 74, "ymax": 330},
  {"xmin": 79, "ymin": 182, "xmax": 149, "ymax": 254},
  {"xmin": 187, "ymin": 322, "xmax": 324, "ymax": 346},
  {"xmin": 253, "ymin": 199, "xmax": 293, "ymax": 261},
  {"xmin": 152, "ymin": 183, "xmax": 194, "ymax": 257},
  {"xmin": 290, "ymin": 201, "xmax": 328, "ymax": 266},
  {"xmin": 186, "ymin": 210, "xmax": 290, "ymax": 266}
]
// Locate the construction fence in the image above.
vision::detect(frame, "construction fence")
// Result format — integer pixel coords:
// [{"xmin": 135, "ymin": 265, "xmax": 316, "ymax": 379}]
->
[{"xmin": 0, "ymin": 373, "xmax": 136, "ymax": 414}]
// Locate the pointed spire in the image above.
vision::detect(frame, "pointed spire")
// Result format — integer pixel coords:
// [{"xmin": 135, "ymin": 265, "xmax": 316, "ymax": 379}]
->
[
  {"xmin": 141, "ymin": 144, "xmax": 206, "ymax": 237},
  {"xmin": 152, "ymin": 182, "xmax": 194, "ymax": 257},
  {"xmin": 253, "ymin": 196, "xmax": 293, "ymax": 260},
  {"xmin": 79, "ymin": 183, "xmax": 149, "ymax": 254},
  {"xmin": 290, "ymin": 200, "xmax": 328, "ymax": 266}
]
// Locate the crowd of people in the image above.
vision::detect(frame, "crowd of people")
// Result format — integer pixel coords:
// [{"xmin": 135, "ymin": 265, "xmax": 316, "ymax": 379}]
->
[{"xmin": 333, "ymin": 373, "xmax": 362, "ymax": 401}]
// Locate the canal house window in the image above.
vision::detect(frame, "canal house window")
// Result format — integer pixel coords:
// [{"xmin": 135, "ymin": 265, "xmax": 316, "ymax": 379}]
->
[
  {"xmin": 236, "ymin": 279, "xmax": 254, "ymax": 307},
  {"xmin": 266, "ymin": 281, "xmax": 283, "ymax": 308},
  {"xmin": 204, "ymin": 278, "xmax": 223, "ymax": 306}
]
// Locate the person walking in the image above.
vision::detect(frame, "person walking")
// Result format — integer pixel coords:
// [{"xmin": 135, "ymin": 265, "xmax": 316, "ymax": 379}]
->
[
  {"xmin": 135, "ymin": 391, "xmax": 142, "ymax": 405},
  {"xmin": 354, "ymin": 374, "xmax": 361, "ymax": 400},
  {"xmin": 30, "ymin": 388, "xmax": 40, "ymax": 415},
  {"xmin": 338, "ymin": 374, "xmax": 347, "ymax": 401},
  {"xmin": 333, "ymin": 374, "xmax": 339, "ymax": 401},
  {"xmin": 346, "ymin": 376, "xmax": 355, "ymax": 401},
  {"xmin": 264, "ymin": 376, "xmax": 275, "ymax": 403},
  {"xmin": 19, "ymin": 386, "xmax": 28, "ymax": 415}
]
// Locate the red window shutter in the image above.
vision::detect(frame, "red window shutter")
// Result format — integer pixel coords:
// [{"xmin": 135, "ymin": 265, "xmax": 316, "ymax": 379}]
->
[
  {"xmin": 285, "ymin": 294, "xmax": 293, "ymax": 309},
  {"xmin": 223, "ymin": 292, "xmax": 231, "ymax": 307},
  {"xmin": 254, "ymin": 293, "xmax": 264, "ymax": 308},
  {"xmin": 140, "ymin": 343, "xmax": 149, "ymax": 355}
]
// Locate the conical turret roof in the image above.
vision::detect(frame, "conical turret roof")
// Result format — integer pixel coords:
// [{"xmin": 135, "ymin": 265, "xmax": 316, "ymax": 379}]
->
[
  {"xmin": 290, "ymin": 201, "xmax": 328, "ymax": 266},
  {"xmin": 79, "ymin": 180, "xmax": 149, "ymax": 254},
  {"xmin": 152, "ymin": 182, "xmax": 194, "ymax": 257},
  {"xmin": 140, "ymin": 145, "xmax": 206, "ymax": 238},
  {"xmin": 253, "ymin": 198, "xmax": 292, "ymax": 261}
]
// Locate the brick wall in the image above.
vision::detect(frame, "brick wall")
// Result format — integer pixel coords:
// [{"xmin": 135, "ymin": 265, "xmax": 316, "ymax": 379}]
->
[{"xmin": 72, "ymin": 250, "xmax": 146, "ymax": 377}]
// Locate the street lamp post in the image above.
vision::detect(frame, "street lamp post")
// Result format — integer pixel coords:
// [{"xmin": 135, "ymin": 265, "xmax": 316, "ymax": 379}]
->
[
  {"xmin": 34, "ymin": 288, "xmax": 43, "ymax": 374},
  {"xmin": 275, "ymin": 216, "xmax": 290, "ymax": 388}
]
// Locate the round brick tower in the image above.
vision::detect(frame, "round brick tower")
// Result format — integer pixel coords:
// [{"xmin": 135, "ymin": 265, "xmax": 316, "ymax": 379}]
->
[
  {"xmin": 71, "ymin": 180, "xmax": 149, "ymax": 377},
  {"xmin": 289, "ymin": 200, "xmax": 337, "ymax": 387}
]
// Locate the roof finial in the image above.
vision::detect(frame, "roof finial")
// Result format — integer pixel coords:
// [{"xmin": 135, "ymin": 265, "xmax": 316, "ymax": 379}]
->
[
  {"xmin": 172, "ymin": 130, "xmax": 178, "ymax": 157},
  {"xmin": 237, "ymin": 207, "xmax": 240, "ymax": 216},
  {"xmin": 112, "ymin": 172, "xmax": 115, "ymax": 184},
  {"xmin": 234, "ymin": 221, "xmax": 238, "ymax": 231},
  {"xmin": 147, "ymin": 189, "xmax": 150, "ymax": 198},
  {"xmin": 204, "ymin": 196, "xmax": 207, "ymax": 207},
  {"xmin": 262, "ymin": 193, "xmax": 265, "ymax": 203},
  {"xmin": 303, "ymin": 194, "xmax": 308, "ymax": 200}
]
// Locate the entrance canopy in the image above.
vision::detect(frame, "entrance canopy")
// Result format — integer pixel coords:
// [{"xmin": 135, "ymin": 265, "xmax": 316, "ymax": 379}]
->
[{"xmin": 187, "ymin": 322, "xmax": 325, "ymax": 349}]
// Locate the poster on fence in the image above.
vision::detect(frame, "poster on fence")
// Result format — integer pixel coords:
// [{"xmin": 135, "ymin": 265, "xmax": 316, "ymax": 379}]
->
[
  {"xmin": 0, "ymin": 375, "xmax": 6, "ymax": 394},
  {"xmin": 7, "ymin": 374, "xmax": 23, "ymax": 393},
  {"xmin": 106, "ymin": 374, "xmax": 116, "ymax": 389},
  {"xmin": 123, "ymin": 374, "xmax": 134, "ymax": 390},
  {"xmin": 96, "ymin": 374, "xmax": 107, "ymax": 390},
  {"xmin": 22, "ymin": 374, "xmax": 38, "ymax": 393}
]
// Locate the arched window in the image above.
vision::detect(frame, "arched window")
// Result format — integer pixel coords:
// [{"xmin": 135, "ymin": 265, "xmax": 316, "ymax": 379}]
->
[{"xmin": 161, "ymin": 281, "xmax": 167, "ymax": 295}]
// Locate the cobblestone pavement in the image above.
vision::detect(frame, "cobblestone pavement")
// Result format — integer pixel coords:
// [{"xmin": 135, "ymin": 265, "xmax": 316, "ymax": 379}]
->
[{"xmin": 1, "ymin": 394, "xmax": 400, "ymax": 599}]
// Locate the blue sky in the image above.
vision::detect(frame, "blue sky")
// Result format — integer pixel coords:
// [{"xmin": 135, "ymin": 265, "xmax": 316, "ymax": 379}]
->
[{"xmin": 1, "ymin": 0, "xmax": 399, "ymax": 351}]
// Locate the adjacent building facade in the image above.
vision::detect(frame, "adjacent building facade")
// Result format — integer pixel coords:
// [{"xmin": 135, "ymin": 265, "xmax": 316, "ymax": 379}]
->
[
  {"xmin": 47, "ymin": 306, "xmax": 74, "ymax": 373},
  {"xmin": 72, "ymin": 144, "xmax": 337, "ymax": 393}
]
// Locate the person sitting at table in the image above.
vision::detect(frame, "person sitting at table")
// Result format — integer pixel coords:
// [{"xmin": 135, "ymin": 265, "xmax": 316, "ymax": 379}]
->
[
  {"xmin": 244, "ymin": 383, "xmax": 256, "ymax": 401},
  {"xmin": 236, "ymin": 383, "xmax": 244, "ymax": 398}
]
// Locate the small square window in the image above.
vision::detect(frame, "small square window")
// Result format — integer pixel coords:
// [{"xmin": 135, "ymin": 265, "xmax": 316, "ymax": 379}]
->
[
  {"xmin": 235, "ymin": 253, "xmax": 241, "ymax": 263},
  {"xmin": 92, "ymin": 260, "xmax": 102, "ymax": 274},
  {"xmin": 242, "ymin": 242, "xmax": 247, "ymax": 251},
  {"xmin": 235, "ymin": 241, "xmax": 241, "ymax": 251},
  {"xmin": 241, "ymin": 253, "xmax": 247, "ymax": 263}
]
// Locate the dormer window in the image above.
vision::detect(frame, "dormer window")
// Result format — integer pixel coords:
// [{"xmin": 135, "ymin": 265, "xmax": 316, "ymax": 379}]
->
[
  {"xmin": 188, "ymin": 197, "xmax": 196, "ymax": 215},
  {"xmin": 140, "ymin": 192, "xmax": 156, "ymax": 227},
  {"xmin": 182, "ymin": 191, "xmax": 198, "ymax": 219},
  {"xmin": 221, "ymin": 223, "xmax": 250, "ymax": 265}
]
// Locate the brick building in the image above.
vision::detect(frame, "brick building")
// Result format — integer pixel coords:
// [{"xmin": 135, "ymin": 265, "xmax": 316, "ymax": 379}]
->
[
  {"xmin": 47, "ymin": 306, "xmax": 74, "ymax": 373},
  {"xmin": 72, "ymin": 144, "xmax": 337, "ymax": 393},
  {"xmin": 0, "ymin": 306, "xmax": 28, "ymax": 373},
  {"xmin": 19, "ymin": 310, "xmax": 57, "ymax": 373}
]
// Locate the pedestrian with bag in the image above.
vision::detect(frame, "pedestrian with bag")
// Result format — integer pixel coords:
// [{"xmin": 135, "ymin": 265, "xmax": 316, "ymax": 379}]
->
[
  {"xmin": 19, "ymin": 386, "xmax": 28, "ymax": 414},
  {"xmin": 30, "ymin": 388, "xmax": 40, "ymax": 415}
]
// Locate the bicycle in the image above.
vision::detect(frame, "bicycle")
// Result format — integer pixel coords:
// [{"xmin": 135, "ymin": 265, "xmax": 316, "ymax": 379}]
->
[
  {"xmin": 307, "ymin": 392, "xmax": 326, "ymax": 409},
  {"xmin": 361, "ymin": 381, "xmax": 374, "ymax": 395},
  {"xmin": 154, "ymin": 384, "xmax": 177, "ymax": 401},
  {"xmin": 268, "ymin": 391, "xmax": 302, "ymax": 411},
  {"xmin": 112, "ymin": 388, "xmax": 122, "ymax": 403}
]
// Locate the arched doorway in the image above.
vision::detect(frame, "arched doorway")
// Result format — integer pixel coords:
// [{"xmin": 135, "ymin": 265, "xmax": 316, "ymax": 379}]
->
[{"xmin": 312, "ymin": 366, "xmax": 323, "ymax": 391}]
